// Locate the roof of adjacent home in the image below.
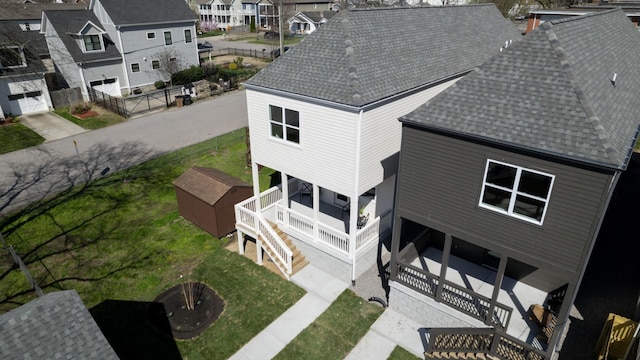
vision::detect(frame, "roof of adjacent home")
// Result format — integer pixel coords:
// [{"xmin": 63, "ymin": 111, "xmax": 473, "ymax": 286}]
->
[
  {"xmin": 245, "ymin": 5, "xmax": 521, "ymax": 109},
  {"xmin": 43, "ymin": 10, "xmax": 122, "ymax": 63},
  {"xmin": 0, "ymin": 290, "xmax": 118, "ymax": 360},
  {"xmin": 173, "ymin": 167, "xmax": 251, "ymax": 206},
  {"xmin": 0, "ymin": 3, "xmax": 86, "ymax": 21},
  {"xmin": 0, "ymin": 22, "xmax": 47, "ymax": 76},
  {"xmin": 401, "ymin": 9, "xmax": 640, "ymax": 171},
  {"xmin": 94, "ymin": 0, "xmax": 197, "ymax": 25}
]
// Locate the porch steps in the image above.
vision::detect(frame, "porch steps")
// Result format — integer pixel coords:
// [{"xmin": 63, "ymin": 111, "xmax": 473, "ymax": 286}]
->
[
  {"xmin": 260, "ymin": 223, "xmax": 308, "ymax": 279},
  {"xmin": 424, "ymin": 352, "xmax": 499, "ymax": 360}
]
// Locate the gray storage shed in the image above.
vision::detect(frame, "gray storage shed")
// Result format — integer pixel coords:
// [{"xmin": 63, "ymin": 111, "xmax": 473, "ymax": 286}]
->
[{"xmin": 174, "ymin": 167, "xmax": 252, "ymax": 238}]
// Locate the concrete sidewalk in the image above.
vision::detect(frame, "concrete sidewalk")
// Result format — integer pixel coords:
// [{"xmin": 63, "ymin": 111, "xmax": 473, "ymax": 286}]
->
[{"xmin": 229, "ymin": 263, "xmax": 427, "ymax": 360}]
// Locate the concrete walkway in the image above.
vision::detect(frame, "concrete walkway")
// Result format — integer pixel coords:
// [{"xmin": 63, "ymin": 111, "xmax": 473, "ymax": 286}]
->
[
  {"xmin": 229, "ymin": 263, "xmax": 427, "ymax": 360},
  {"xmin": 19, "ymin": 111, "xmax": 87, "ymax": 142}
]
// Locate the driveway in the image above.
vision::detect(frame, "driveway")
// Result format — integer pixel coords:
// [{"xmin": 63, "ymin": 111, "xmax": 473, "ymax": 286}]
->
[
  {"xmin": 19, "ymin": 111, "xmax": 87, "ymax": 142},
  {"xmin": 0, "ymin": 90, "xmax": 248, "ymax": 215}
]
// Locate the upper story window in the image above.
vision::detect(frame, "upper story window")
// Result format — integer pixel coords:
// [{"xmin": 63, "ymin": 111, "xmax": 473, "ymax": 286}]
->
[
  {"xmin": 131, "ymin": 63, "xmax": 140, "ymax": 72},
  {"xmin": 164, "ymin": 31, "xmax": 172, "ymax": 45},
  {"xmin": 147, "ymin": 32, "xmax": 156, "ymax": 39},
  {"xmin": 184, "ymin": 29, "xmax": 192, "ymax": 43},
  {"xmin": 479, "ymin": 160, "xmax": 554, "ymax": 225},
  {"xmin": 152, "ymin": 60, "xmax": 160, "ymax": 69},
  {"xmin": 269, "ymin": 105, "xmax": 299, "ymax": 144},
  {"xmin": 0, "ymin": 47, "xmax": 26, "ymax": 68},
  {"xmin": 83, "ymin": 34, "xmax": 102, "ymax": 51}
]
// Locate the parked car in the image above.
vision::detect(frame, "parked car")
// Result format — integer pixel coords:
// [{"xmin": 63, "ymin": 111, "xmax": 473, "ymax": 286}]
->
[
  {"xmin": 263, "ymin": 31, "xmax": 279, "ymax": 39},
  {"xmin": 198, "ymin": 41, "xmax": 214, "ymax": 50},
  {"xmin": 270, "ymin": 46, "xmax": 290, "ymax": 59}
]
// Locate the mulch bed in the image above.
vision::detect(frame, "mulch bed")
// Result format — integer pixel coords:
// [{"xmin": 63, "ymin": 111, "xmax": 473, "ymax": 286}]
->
[
  {"xmin": 148, "ymin": 282, "xmax": 225, "ymax": 340},
  {"xmin": 73, "ymin": 110, "xmax": 99, "ymax": 119}
]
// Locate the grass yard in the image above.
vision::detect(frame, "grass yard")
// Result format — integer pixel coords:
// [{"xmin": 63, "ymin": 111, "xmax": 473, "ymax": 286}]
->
[
  {"xmin": 389, "ymin": 346, "xmax": 422, "ymax": 359},
  {"xmin": 274, "ymin": 290, "xmax": 384, "ymax": 360},
  {"xmin": 0, "ymin": 129, "xmax": 304, "ymax": 359},
  {"xmin": 54, "ymin": 106, "xmax": 126, "ymax": 129},
  {"xmin": 0, "ymin": 123, "xmax": 45, "ymax": 154}
]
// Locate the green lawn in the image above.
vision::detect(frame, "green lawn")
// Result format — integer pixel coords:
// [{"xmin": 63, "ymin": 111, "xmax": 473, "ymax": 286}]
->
[
  {"xmin": 274, "ymin": 290, "xmax": 384, "ymax": 360},
  {"xmin": 389, "ymin": 346, "xmax": 422, "ymax": 360},
  {"xmin": 0, "ymin": 129, "xmax": 304, "ymax": 359},
  {"xmin": 0, "ymin": 123, "xmax": 45, "ymax": 154},
  {"xmin": 54, "ymin": 107, "xmax": 126, "ymax": 129}
]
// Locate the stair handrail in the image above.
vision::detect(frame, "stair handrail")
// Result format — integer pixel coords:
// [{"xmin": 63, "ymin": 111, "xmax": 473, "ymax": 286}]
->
[{"xmin": 257, "ymin": 216, "xmax": 293, "ymax": 274}]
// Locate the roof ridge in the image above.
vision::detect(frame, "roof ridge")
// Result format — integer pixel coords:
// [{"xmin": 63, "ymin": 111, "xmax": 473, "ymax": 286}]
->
[
  {"xmin": 341, "ymin": 13, "xmax": 361, "ymax": 103},
  {"xmin": 541, "ymin": 21, "xmax": 620, "ymax": 165}
]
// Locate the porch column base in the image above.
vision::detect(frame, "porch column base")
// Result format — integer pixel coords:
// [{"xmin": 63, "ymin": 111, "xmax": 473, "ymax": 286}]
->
[
  {"xmin": 237, "ymin": 230, "xmax": 245, "ymax": 255},
  {"xmin": 256, "ymin": 239, "xmax": 263, "ymax": 266}
]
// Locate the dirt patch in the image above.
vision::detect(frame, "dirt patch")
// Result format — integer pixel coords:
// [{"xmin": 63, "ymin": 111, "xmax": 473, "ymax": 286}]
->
[
  {"xmin": 208, "ymin": 55, "xmax": 270, "ymax": 70},
  {"xmin": 73, "ymin": 110, "xmax": 99, "ymax": 119},
  {"xmin": 148, "ymin": 282, "xmax": 224, "ymax": 340}
]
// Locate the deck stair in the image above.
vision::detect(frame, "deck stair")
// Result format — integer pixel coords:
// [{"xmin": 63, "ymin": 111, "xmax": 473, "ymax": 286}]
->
[
  {"xmin": 259, "ymin": 222, "xmax": 308, "ymax": 279},
  {"xmin": 424, "ymin": 352, "xmax": 499, "ymax": 359}
]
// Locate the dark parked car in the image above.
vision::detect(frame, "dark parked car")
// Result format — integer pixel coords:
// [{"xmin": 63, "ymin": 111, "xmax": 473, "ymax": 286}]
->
[
  {"xmin": 270, "ymin": 46, "xmax": 290, "ymax": 58},
  {"xmin": 197, "ymin": 41, "xmax": 214, "ymax": 50},
  {"xmin": 263, "ymin": 31, "xmax": 279, "ymax": 39}
]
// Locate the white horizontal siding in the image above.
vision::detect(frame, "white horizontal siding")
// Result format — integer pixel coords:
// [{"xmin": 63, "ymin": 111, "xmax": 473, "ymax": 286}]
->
[
  {"xmin": 358, "ymin": 78, "xmax": 460, "ymax": 193},
  {"xmin": 247, "ymin": 90, "xmax": 358, "ymax": 195}
]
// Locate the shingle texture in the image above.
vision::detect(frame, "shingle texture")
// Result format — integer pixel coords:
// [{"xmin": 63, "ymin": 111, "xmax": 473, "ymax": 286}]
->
[
  {"xmin": 0, "ymin": 290, "xmax": 119, "ymax": 360},
  {"xmin": 0, "ymin": 3, "xmax": 86, "ymax": 21},
  {"xmin": 173, "ymin": 167, "xmax": 251, "ymax": 205},
  {"xmin": 246, "ymin": 5, "xmax": 522, "ymax": 108},
  {"xmin": 43, "ymin": 10, "xmax": 122, "ymax": 63},
  {"xmin": 96, "ymin": 0, "xmax": 197, "ymax": 25},
  {"xmin": 0, "ymin": 22, "xmax": 47, "ymax": 76},
  {"xmin": 401, "ymin": 9, "xmax": 640, "ymax": 170}
]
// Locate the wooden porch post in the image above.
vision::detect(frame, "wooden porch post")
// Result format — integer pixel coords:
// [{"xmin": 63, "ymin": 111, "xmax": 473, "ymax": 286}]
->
[
  {"xmin": 487, "ymin": 254, "xmax": 508, "ymax": 327},
  {"xmin": 256, "ymin": 238, "xmax": 263, "ymax": 266},
  {"xmin": 281, "ymin": 172, "xmax": 289, "ymax": 226},
  {"xmin": 237, "ymin": 230, "xmax": 245, "ymax": 255},
  {"xmin": 349, "ymin": 196, "xmax": 358, "ymax": 283},
  {"xmin": 252, "ymin": 162, "xmax": 261, "ymax": 213},
  {"xmin": 313, "ymin": 184, "xmax": 320, "ymax": 240},
  {"xmin": 546, "ymin": 282, "xmax": 577, "ymax": 357},
  {"xmin": 435, "ymin": 233, "xmax": 452, "ymax": 302},
  {"xmin": 389, "ymin": 215, "xmax": 403, "ymax": 279}
]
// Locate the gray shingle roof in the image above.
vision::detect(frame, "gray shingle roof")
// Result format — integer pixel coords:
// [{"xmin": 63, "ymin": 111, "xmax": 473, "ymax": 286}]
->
[
  {"xmin": 95, "ymin": 0, "xmax": 197, "ymax": 26},
  {"xmin": 0, "ymin": 3, "xmax": 86, "ymax": 21},
  {"xmin": 401, "ymin": 9, "xmax": 640, "ymax": 170},
  {"xmin": 0, "ymin": 22, "xmax": 47, "ymax": 76},
  {"xmin": 43, "ymin": 10, "xmax": 122, "ymax": 63},
  {"xmin": 246, "ymin": 5, "xmax": 521, "ymax": 108},
  {"xmin": 0, "ymin": 290, "xmax": 119, "ymax": 360}
]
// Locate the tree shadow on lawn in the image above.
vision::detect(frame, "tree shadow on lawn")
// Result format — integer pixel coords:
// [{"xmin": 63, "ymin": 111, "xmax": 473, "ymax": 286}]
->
[{"xmin": 91, "ymin": 300, "xmax": 183, "ymax": 360}]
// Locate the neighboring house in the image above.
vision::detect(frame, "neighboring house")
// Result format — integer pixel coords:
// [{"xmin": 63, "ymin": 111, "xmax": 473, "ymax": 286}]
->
[
  {"xmin": 0, "ymin": 290, "xmax": 119, "ymax": 359},
  {"xmin": 41, "ymin": 10, "xmax": 124, "ymax": 100},
  {"xmin": 389, "ymin": 9, "xmax": 640, "ymax": 359},
  {"xmin": 234, "ymin": 5, "xmax": 521, "ymax": 282},
  {"xmin": 42, "ymin": 0, "xmax": 199, "ymax": 98},
  {"xmin": 288, "ymin": 10, "xmax": 335, "ymax": 34},
  {"xmin": 526, "ymin": 3, "xmax": 640, "ymax": 33},
  {"xmin": 0, "ymin": 22, "xmax": 53, "ymax": 118},
  {"xmin": 196, "ymin": 0, "xmax": 259, "ymax": 30}
]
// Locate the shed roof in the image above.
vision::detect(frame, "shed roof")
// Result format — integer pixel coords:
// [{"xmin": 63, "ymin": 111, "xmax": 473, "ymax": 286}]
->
[
  {"xmin": 95, "ymin": 0, "xmax": 197, "ymax": 26},
  {"xmin": 173, "ymin": 167, "xmax": 251, "ymax": 206},
  {"xmin": 401, "ymin": 9, "xmax": 640, "ymax": 171},
  {"xmin": 0, "ymin": 290, "xmax": 118, "ymax": 360},
  {"xmin": 245, "ymin": 5, "xmax": 521, "ymax": 109}
]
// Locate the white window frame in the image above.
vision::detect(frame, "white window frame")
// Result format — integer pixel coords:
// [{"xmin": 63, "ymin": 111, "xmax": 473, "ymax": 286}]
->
[
  {"xmin": 184, "ymin": 29, "xmax": 192, "ymax": 43},
  {"xmin": 479, "ymin": 159, "xmax": 554, "ymax": 225},
  {"xmin": 131, "ymin": 62, "xmax": 140, "ymax": 73},
  {"xmin": 164, "ymin": 31, "xmax": 172, "ymax": 46},
  {"xmin": 82, "ymin": 34, "xmax": 103, "ymax": 52},
  {"xmin": 151, "ymin": 59, "xmax": 160, "ymax": 69},
  {"xmin": 269, "ymin": 105, "xmax": 300, "ymax": 145},
  {"xmin": 0, "ymin": 46, "xmax": 27, "ymax": 68},
  {"xmin": 147, "ymin": 32, "xmax": 156, "ymax": 40}
]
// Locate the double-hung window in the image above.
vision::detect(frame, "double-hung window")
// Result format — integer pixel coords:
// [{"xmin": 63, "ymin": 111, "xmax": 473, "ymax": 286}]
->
[
  {"xmin": 184, "ymin": 29, "xmax": 192, "ymax": 43},
  {"xmin": 83, "ymin": 35, "xmax": 102, "ymax": 51},
  {"xmin": 164, "ymin": 31, "xmax": 172, "ymax": 45},
  {"xmin": 479, "ymin": 160, "xmax": 554, "ymax": 224},
  {"xmin": 269, "ymin": 105, "xmax": 299, "ymax": 144}
]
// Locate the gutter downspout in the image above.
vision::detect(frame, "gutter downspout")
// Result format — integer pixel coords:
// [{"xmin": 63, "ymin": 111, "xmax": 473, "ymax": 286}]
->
[{"xmin": 350, "ymin": 109, "xmax": 364, "ymax": 284}]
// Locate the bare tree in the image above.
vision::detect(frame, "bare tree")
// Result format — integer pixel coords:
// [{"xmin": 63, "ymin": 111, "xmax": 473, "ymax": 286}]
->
[{"xmin": 153, "ymin": 48, "xmax": 184, "ymax": 87}]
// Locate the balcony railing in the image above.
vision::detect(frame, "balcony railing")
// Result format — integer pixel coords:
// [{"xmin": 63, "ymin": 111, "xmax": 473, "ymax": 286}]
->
[
  {"xmin": 426, "ymin": 328, "xmax": 548, "ymax": 360},
  {"xmin": 396, "ymin": 263, "xmax": 512, "ymax": 329}
]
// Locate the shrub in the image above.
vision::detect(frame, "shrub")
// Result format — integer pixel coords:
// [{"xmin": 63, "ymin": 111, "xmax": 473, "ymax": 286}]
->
[
  {"xmin": 72, "ymin": 102, "xmax": 92, "ymax": 114},
  {"xmin": 250, "ymin": 17, "xmax": 256, "ymax": 33},
  {"xmin": 171, "ymin": 65, "xmax": 204, "ymax": 85},
  {"xmin": 228, "ymin": 63, "xmax": 238, "ymax": 70},
  {"xmin": 154, "ymin": 80, "xmax": 166, "ymax": 89}
]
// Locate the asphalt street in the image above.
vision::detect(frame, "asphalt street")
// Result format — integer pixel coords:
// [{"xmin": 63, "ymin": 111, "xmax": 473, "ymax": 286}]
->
[{"xmin": 0, "ymin": 90, "xmax": 248, "ymax": 215}]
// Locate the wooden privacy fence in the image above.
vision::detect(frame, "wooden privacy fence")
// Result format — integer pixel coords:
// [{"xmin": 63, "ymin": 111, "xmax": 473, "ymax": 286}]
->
[{"xmin": 50, "ymin": 87, "xmax": 83, "ymax": 109}]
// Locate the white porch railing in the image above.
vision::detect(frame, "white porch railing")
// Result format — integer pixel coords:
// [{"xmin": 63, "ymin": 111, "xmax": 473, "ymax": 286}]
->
[
  {"xmin": 318, "ymin": 222, "xmax": 349, "ymax": 254},
  {"xmin": 258, "ymin": 218, "xmax": 293, "ymax": 275}
]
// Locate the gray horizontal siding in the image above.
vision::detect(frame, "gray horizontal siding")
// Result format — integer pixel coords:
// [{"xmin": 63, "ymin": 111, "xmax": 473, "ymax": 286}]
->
[{"xmin": 396, "ymin": 127, "xmax": 613, "ymax": 279}]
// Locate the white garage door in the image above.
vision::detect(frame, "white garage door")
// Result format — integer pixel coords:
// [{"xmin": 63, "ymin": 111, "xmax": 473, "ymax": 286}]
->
[
  {"xmin": 89, "ymin": 78, "xmax": 121, "ymax": 97},
  {"xmin": 8, "ymin": 91, "xmax": 48, "ymax": 115}
]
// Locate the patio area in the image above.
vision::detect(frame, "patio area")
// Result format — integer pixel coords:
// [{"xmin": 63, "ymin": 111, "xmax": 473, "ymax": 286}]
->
[{"xmin": 411, "ymin": 247, "xmax": 549, "ymax": 348}]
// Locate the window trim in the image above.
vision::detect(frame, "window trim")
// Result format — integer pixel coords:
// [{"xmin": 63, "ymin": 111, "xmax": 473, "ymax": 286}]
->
[
  {"xmin": 478, "ymin": 159, "xmax": 554, "ymax": 225},
  {"xmin": 164, "ymin": 31, "xmax": 172, "ymax": 46},
  {"xmin": 131, "ymin": 62, "xmax": 140, "ymax": 73},
  {"xmin": 82, "ymin": 34, "xmax": 103, "ymax": 52},
  {"xmin": 0, "ymin": 46, "xmax": 27, "ymax": 68},
  {"xmin": 151, "ymin": 59, "xmax": 160, "ymax": 69},
  {"xmin": 184, "ymin": 29, "xmax": 192, "ymax": 43},
  {"xmin": 269, "ymin": 105, "xmax": 300, "ymax": 145},
  {"xmin": 147, "ymin": 32, "xmax": 156, "ymax": 40}
]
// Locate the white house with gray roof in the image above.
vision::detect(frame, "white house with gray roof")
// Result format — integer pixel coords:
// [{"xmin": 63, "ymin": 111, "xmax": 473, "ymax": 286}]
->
[
  {"xmin": 42, "ymin": 0, "xmax": 198, "ymax": 99},
  {"xmin": 389, "ymin": 9, "xmax": 640, "ymax": 359},
  {"xmin": 234, "ymin": 5, "xmax": 521, "ymax": 283}
]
